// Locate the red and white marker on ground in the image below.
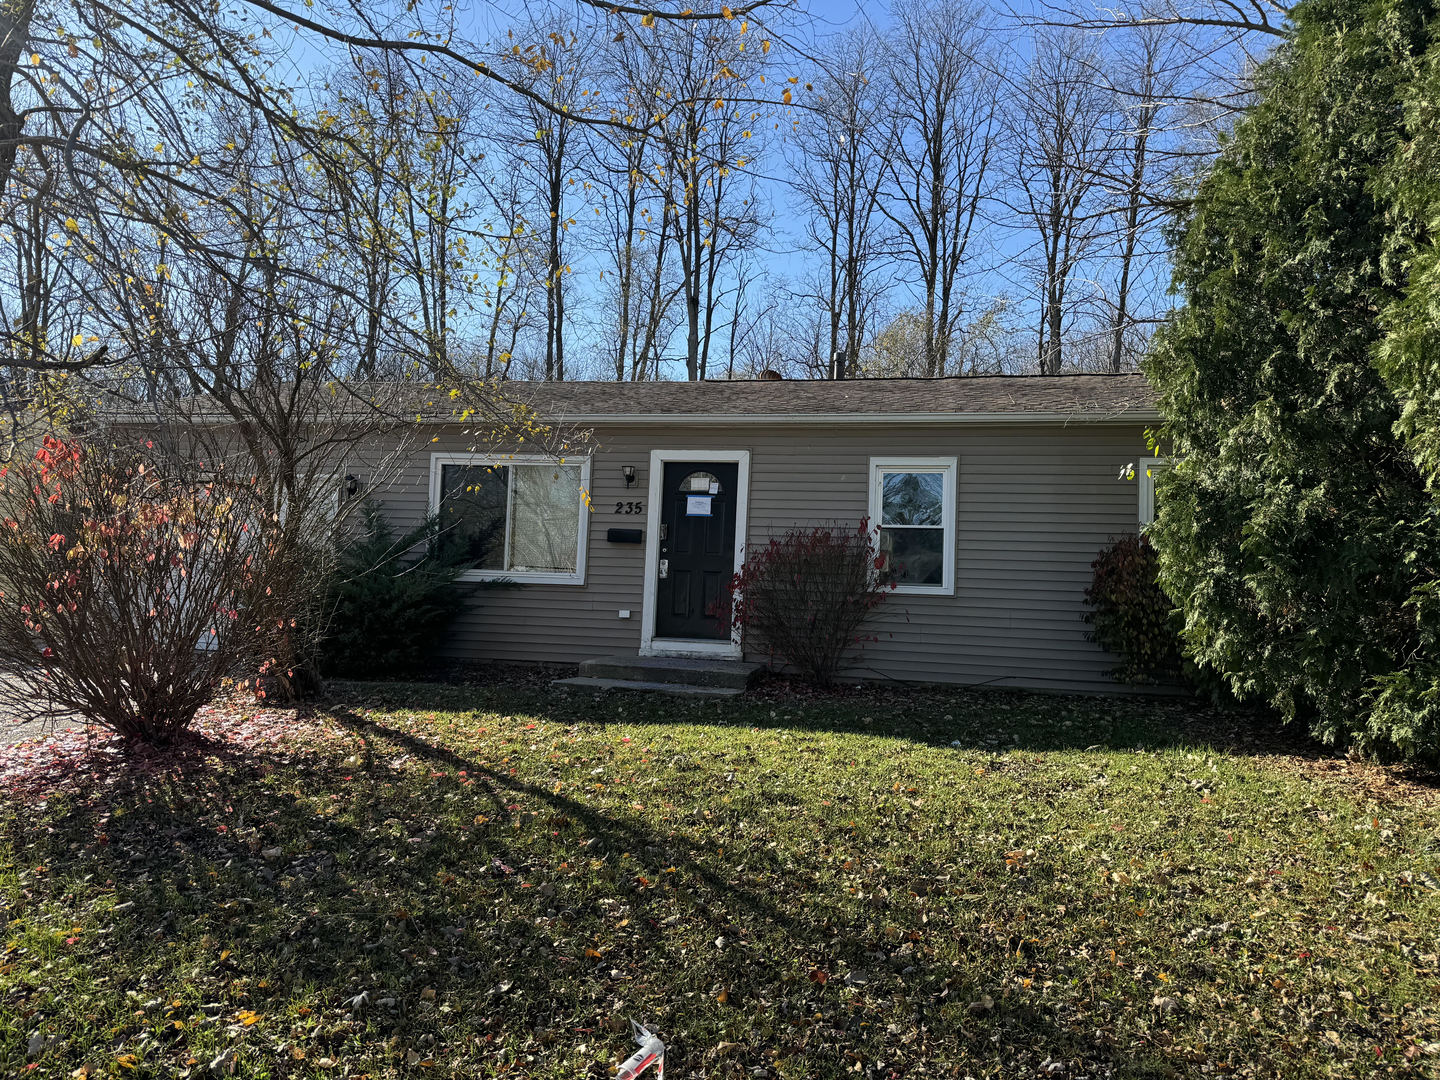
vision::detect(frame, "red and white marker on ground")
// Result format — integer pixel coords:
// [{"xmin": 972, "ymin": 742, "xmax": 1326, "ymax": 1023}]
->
[{"xmin": 615, "ymin": 1021, "xmax": 665, "ymax": 1080}]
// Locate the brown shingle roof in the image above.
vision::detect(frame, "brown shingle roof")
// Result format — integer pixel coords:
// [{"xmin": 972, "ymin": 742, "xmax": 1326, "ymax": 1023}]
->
[
  {"xmin": 103, "ymin": 373, "xmax": 1159, "ymax": 427},
  {"xmin": 491, "ymin": 373, "xmax": 1157, "ymax": 423}
]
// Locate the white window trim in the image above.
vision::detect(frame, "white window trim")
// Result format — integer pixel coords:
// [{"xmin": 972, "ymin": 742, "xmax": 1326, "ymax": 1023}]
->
[
  {"xmin": 868, "ymin": 456, "xmax": 958, "ymax": 597},
  {"xmin": 640, "ymin": 449, "xmax": 750, "ymax": 660},
  {"xmin": 428, "ymin": 451, "xmax": 591, "ymax": 586},
  {"xmin": 1138, "ymin": 456, "xmax": 1172, "ymax": 526}
]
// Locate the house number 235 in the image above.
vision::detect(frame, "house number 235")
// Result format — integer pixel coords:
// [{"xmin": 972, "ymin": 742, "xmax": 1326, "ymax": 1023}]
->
[{"xmin": 614, "ymin": 500, "xmax": 644, "ymax": 515}]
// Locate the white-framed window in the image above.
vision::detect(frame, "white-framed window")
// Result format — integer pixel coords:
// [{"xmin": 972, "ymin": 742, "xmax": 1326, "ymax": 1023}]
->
[
  {"xmin": 428, "ymin": 452, "xmax": 591, "ymax": 585},
  {"xmin": 1138, "ymin": 457, "xmax": 1173, "ymax": 526},
  {"xmin": 867, "ymin": 456, "xmax": 957, "ymax": 596}
]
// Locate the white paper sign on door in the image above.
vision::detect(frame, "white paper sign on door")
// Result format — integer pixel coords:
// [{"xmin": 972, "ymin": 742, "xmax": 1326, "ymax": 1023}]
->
[{"xmin": 685, "ymin": 495, "xmax": 713, "ymax": 517}]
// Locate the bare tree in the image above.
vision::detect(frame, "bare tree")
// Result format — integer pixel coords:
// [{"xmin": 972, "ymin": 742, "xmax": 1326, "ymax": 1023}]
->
[
  {"xmin": 393, "ymin": 80, "xmax": 492, "ymax": 376},
  {"xmin": 1093, "ymin": 22, "xmax": 1193, "ymax": 371},
  {"xmin": 0, "ymin": 142, "xmax": 88, "ymax": 436},
  {"xmin": 881, "ymin": 0, "xmax": 1002, "ymax": 377},
  {"xmin": 502, "ymin": 19, "xmax": 604, "ymax": 380},
  {"xmin": 1015, "ymin": 1, "xmax": 1291, "ymax": 168},
  {"xmin": 627, "ymin": 16, "xmax": 768, "ymax": 380},
  {"xmin": 0, "ymin": 0, "xmax": 780, "ymax": 403},
  {"xmin": 720, "ymin": 257, "xmax": 773, "ymax": 378},
  {"xmin": 468, "ymin": 175, "xmax": 544, "ymax": 379},
  {"xmin": 1007, "ymin": 29, "xmax": 1115, "ymax": 374},
  {"xmin": 584, "ymin": 74, "xmax": 684, "ymax": 382},
  {"xmin": 1025, "ymin": 0, "xmax": 1290, "ymax": 41},
  {"xmin": 324, "ymin": 55, "xmax": 435, "ymax": 377},
  {"xmin": 789, "ymin": 28, "xmax": 894, "ymax": 378}
]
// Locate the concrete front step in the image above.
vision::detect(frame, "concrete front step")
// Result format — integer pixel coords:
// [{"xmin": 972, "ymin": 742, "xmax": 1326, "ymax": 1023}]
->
[
  {"xmin": 552, "ymin": 676, "xmax": 745, "ymax": 698},
  {"xmin": 577, "ymin": 654, "xmax": 763, "ymax": 690}
]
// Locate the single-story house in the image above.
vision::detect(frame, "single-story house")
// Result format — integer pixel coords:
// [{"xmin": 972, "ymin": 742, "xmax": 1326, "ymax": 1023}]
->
[{"xmin": 368, "ymin": 373, "xmax": 1163, "ymax": 693}]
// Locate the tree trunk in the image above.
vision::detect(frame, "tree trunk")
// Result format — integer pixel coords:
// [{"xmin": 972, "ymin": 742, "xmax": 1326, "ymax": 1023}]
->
[
  {"xmin": 1111, "ymin": 104, "xmax": 1154, "ymax": 373},
  {"xmin": 0, "ymin": 0, "xmax": 36, "ymax": 199}
]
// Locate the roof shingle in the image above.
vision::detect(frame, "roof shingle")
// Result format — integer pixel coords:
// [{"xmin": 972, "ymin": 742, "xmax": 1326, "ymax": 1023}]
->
[
  {"xmin": 103, "ymin": 373, "xmax": 1159, "ymax": 427},
  {"xmin": 491, "ymin": 373, "xmax": 1157, "ymax": 422}
]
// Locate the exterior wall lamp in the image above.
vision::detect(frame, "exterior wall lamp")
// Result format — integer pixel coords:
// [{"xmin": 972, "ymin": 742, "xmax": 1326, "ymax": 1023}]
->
[{"xmin": 621, "ymin": 465, "xmax": 637, "ymax": 488}]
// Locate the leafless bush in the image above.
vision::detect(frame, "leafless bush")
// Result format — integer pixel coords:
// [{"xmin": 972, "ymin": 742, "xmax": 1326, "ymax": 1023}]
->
[
  {"xmin": 0, "ymin": 437, "xmax": 293, "ymax": 744},
  {"xmin": 720, "ymin": 520, "xmax": 894, "ymax": 686}
]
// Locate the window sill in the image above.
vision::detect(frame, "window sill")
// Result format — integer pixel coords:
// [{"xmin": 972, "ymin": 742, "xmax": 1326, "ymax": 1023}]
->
[
  {"xmin": 890, "ymin": 584, "xmax": 955, "ymax": 597},
  {"xmin": 457, "ymin": 569, "xmax": 585, "ymax": 587}
]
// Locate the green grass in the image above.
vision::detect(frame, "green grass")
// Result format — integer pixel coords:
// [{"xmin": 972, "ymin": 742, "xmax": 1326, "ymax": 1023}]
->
[{"xmin": 2, "ymin": 681, "xmax": 1439, "ymax": 1079}]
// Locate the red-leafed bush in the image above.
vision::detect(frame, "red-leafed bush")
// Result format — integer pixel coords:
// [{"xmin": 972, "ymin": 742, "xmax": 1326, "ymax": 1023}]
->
[
  {"xmin": 1083, "ymin": 533, "xmax": 1185, "ymax": 686},
  {"xmin": 719, "ymin": 520, "xmax": 894, "ymax": 686},
  {"xmin": 0, "ymin": 437, "xmax": 293, "ymax": 744}
]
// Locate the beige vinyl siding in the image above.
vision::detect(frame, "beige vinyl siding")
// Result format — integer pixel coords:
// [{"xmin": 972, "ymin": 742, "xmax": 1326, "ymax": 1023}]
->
[{"xmin": 370, "ymin": 420, "xmax": 1150, "ymax": 692}]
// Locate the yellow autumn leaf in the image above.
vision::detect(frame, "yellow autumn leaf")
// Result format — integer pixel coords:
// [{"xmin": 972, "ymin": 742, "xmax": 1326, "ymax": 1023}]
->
[
  {"xmin": 761, "ymin": 39, "xmax": 771, "ymax": 54},
  {"xmin": 782, "ymin": 89, "xmax": 792, "ymax": 104},
  {"xmin": 721, "ymin": 5, "xmax": 733, "ymax": 17},
  {"xmin": 236, "ymin": 1009, "xmax": 260, "ymax": 1026},
  {"xmin": 640, "ymin": 12, "xmax": 656, "ymax": 28},
  {"xmin": 71, "ymin": 334, "xmax": 83, "ymax": 348},
  {"xmin": 64, "ymin": 217, "xmax": 78, "ymax": 231}
]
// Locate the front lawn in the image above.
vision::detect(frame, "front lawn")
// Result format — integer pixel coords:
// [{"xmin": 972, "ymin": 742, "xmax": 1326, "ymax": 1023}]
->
[{"xmin": 1, "ymin": 682, "xmax": 1438, "ymax": 1078}]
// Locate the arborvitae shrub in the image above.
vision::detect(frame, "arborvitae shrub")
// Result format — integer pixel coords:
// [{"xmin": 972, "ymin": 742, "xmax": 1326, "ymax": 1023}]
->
[
  {"xmin": 318, "ymin": 503, "xmax": 477, "ymax": 678},
  {"xmin": 1142, "ymin": 0, "xmax": 1440, "ymax": 757}
]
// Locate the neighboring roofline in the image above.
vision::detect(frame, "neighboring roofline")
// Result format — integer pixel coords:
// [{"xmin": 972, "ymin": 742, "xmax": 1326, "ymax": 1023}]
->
[{"xmin": 531, "ymin": 408, "xmax": 1162, "ymax": 426}]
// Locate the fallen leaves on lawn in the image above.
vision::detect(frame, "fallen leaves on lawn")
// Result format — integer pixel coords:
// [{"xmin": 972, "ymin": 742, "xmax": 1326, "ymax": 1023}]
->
[{"xmin": 1, "ymin": 681, "xmax": 1437, "ymax": 1079}]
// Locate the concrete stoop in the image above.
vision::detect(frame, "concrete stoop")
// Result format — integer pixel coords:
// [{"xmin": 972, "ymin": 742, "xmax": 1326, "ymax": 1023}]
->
[{"xmin": 552, "ymin": 654, "xmax": 763, "ymax": 698}]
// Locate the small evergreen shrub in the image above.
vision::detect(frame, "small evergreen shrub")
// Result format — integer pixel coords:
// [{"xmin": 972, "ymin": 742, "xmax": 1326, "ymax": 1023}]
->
[
  {"xmin": 1083, "ymin": 534, "xmax": 1185, "ymax": 686},
  {"xmin": 318, "ymin": 503, "xmax": 476, "ymax": 677},
  {"xmin": 719, "ymin": 520, "xmax": 894, "ymax": 686}
]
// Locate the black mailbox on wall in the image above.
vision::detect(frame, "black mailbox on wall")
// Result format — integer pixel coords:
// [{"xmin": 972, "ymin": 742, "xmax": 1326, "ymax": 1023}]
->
[{"xmin": 606, "ymin": 528, "xmax": 644, "ymax": 544}]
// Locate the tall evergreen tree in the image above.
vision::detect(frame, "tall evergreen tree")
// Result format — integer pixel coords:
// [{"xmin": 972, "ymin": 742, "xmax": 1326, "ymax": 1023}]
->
[
  {"xmin": 1373, "ymin": 10, "xmax": 1440, "ymax": 746},
  {"xmin": 1145, "ymin": 0, "xmax": 1440, "ymax": 758}
]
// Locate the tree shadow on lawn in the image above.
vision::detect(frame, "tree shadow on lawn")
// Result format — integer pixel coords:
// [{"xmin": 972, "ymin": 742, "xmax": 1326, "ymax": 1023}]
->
[
  {"xmin": 343, "ymin": 674, "xmax": 1339, "ymax": 763},
  {"xmin": 4, "ymin": 706, "xmax": 1182, "ymax": 1080},
  {"xmin": 319, "ymin": 704, "xmax": 1197, "ymax": 1078}
]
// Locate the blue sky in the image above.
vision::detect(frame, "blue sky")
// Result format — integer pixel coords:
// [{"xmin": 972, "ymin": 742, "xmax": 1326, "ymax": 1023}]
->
[{"xmin": 253, "ymin": 0, "xmax": 1265, "ymax": 379}]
